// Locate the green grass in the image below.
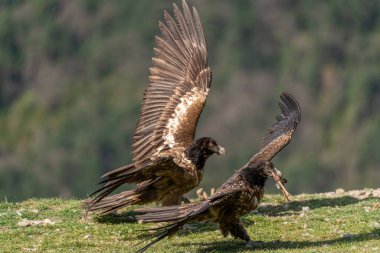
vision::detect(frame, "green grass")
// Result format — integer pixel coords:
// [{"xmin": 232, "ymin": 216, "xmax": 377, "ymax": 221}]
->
[{"xmin": 1, "ymin": 192, "xmax": 379, "ymax": 253}]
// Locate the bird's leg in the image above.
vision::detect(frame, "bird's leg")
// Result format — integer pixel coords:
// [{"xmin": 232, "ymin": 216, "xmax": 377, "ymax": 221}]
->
[{"xmin": 229, "ymin": 221, "xmax": 263, "ymax": 247}]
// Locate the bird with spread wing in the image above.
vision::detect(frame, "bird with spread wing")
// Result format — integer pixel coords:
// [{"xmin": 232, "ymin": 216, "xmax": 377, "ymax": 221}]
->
[
  {"xmin": 134, "ymin": 93, "xmax": 301, "ymax": 252},
  {"xmin": 84, "ymin": 0, "xmax": 225, "ymax": 215}
]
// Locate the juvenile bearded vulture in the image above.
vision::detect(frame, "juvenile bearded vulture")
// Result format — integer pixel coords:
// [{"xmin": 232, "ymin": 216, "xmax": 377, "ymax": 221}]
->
[
  {"xmin": 84, "ymin": 0, "xmax": 224, "ymax": 214},
  {"xmin": 134, "ymin": 93, "xmax": 301, "ymax": 252}
]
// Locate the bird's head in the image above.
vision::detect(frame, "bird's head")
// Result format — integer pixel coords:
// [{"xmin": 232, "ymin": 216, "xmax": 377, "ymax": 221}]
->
[
  {"xmin": 254, "ymin": 161, "xmax": 290, "ymax": 202},
  {"xmin": 196, "ymin": 137, "xmax": 225, "ymax": 157},
  {"xmin": 186, "ymin": 137, "xmax": 225, "ymax": 168}
]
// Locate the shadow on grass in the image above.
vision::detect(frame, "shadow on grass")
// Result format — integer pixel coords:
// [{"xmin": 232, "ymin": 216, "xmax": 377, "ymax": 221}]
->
[
  {"xmin": 258, "ymin": 196, "xmax": 379, "ymax": 216},
  {"xmin": 95, "ymin": 211, "xmax": 137, "ymax": 224},
  {"xmin": 177, "ymin": 228, "xmax": 380, "ymax": 252}
]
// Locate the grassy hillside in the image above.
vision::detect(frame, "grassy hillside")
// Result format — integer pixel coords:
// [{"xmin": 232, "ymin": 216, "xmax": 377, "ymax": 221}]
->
[{"xmin": 1, "ymin": 189, "xmax": 379, "ymax": 252}]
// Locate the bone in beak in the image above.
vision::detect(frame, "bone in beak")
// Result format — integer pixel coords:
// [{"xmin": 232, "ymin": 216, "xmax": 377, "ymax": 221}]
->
[
  {"xmin": 272, "ymin": 171, "xmax": 291, "ymax": 203},
  {"xmin": 217, "ymin": 146, "xmax": 225, "ymax": 155}
]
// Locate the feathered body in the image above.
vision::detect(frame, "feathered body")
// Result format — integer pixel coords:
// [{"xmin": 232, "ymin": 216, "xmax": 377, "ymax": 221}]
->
[
  {"xmin": 84, "ymin": 1, "xmax": 225, "ymax": 214},
  {"xmin": 135, "ymin": 93, "xmax": 302, "ymax": 252},
  {"xmin": 135, "ymin": 161, "xmax": 277, "ymax": 253},
  {"xmin": 85, "ymin": 138, "xmax": 223, "ymax": 213}
]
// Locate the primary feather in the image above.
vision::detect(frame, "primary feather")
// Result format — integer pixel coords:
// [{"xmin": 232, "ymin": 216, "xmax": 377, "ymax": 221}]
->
[{"xmin": 248, "ymin": 92, "xmax": 301, "ymax": 164}]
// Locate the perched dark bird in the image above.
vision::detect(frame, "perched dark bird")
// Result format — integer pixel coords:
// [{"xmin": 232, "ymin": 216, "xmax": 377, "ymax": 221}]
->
[
  {"xmin": 84, "ymin": 0, "xmax": 224, "ymax": 214},
  {"xmin": 134, "ymin": 93, "xmax": 301, "ymax": 252}
]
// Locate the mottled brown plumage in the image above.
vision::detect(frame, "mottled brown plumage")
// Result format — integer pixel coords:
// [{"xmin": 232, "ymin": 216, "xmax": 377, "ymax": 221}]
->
[
  {"xmin": 84, "ymin": 0, "xmax": 224, "ymax": 214},
  {"xmin": 134, "ymin": 93, "xmax": 301, "ymax": 252}
]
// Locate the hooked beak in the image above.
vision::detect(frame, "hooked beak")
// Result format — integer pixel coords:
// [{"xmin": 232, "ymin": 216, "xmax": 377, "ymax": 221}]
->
[
  {"xmin": 216, "ymin": 145, "xmax": 225, "ymax": 155},
  {"xmin": 271, "ymin": 168, "xmax": 291, "ymax": 203}
]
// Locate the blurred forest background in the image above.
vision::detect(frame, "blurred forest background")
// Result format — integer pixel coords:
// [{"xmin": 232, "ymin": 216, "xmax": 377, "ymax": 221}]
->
[{"xmin": 1, "ymin": 0, "xmax": 380, "ymax": 201}]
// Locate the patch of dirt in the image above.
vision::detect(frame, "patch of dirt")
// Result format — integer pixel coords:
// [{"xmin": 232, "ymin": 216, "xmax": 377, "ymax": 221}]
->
[
  {"xmin": 324, "ymin": 188, "xmax": 380, "ymax": 199},
  {"xmin": 18, "ymin": 218, "xmax": 56, "ymax": 227}
]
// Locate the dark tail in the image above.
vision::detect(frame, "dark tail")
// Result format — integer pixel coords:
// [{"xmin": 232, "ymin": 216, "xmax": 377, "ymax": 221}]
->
[
  {"xmin": 83, "ymin": 189, "xmax": 141, "ymax": 215},
  {"xmin": 84, "ymin": 178, "xmax": 158, "ymax": 215},
  {"xmin": 135, "ymin": 221, "xmax": 187, "ymax": 253},
  {"xmin": 101, "ymin": 162, "xmax": 144, "ymax": 180},
  {"xmin": 134, "ymin": 199, "xmax": 212, "ymax": 252},
  {"xmin": 135, "ymin": 202, "xmax": 199, "ymax": 222},
  {"xmin": 93, "ymin": 164, "xmax": 136, "ymax": 200}
]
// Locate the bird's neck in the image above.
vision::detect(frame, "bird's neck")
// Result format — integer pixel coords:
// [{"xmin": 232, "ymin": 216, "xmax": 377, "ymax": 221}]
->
[
  {"xmin": 186, "ymin": 146, "xmax": 207, "ymax": 170},
  {"xmin": 243, "ymin": 168, "xmax": 268, "ymax": 189}
]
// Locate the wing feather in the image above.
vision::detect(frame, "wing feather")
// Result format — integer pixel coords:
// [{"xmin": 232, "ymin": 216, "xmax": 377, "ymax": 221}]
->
[
  {"xmin": 192, "ymin": 7, "xmax": 206, "ymax": 46},
  {"xmin": 132, "ymin": 1, "xmax": 211, "ymax": 167},
  {"xmin": 248, "ymin": 93, "xmax": 301, "ymax": 164}
]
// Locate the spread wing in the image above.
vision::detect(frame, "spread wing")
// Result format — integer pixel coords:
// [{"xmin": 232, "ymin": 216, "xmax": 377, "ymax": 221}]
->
[
  {"xmin": 131, "ymin": 1, "xmax": 211, "ymax": 168},
  {"xmin": 248, "ymin": 92, "xmax": 301, "ymax": 164}
]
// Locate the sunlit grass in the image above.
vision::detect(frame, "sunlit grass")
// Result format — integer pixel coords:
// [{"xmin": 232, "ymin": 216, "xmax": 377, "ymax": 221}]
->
[{"xmin": 1, "ymin": 192, "xmax": 379, "ymax": 252}]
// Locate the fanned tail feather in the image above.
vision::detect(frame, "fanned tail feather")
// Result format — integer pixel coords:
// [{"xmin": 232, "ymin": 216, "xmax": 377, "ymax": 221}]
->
[
  {"xmin": 135, "ymin": 202, "xmax": 199, "ymax": 223},
  {"xmin": 84, "ymin": 190, "xmax": 139, "ymax": 215},
  {"xmin": 83, "ymin": 162, "xmax": 151, "ymax": 215},
  {"xmin": 135, "ymin": 220, "xmax": 187, "ymax": 253},
  {"xmin": 134, "ymin": 198, "xmax": 214, "ymax": 252},
  {"xmin": 102, "ymin": 163, "xmax": 135, "ymax": 178},
  {"xmin": 134, "ymin": 204, "xmax": 200, "ymax": 252},
  {"xmin": 84, "ymin": 180, "xmax": 157, "ymax": 215}
]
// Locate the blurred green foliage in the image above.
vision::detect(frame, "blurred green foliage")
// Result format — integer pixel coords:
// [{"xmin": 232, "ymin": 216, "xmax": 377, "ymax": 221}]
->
[{"xmin": 0, "ymin": 0, "xmax": 379, "ymax": 201}]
